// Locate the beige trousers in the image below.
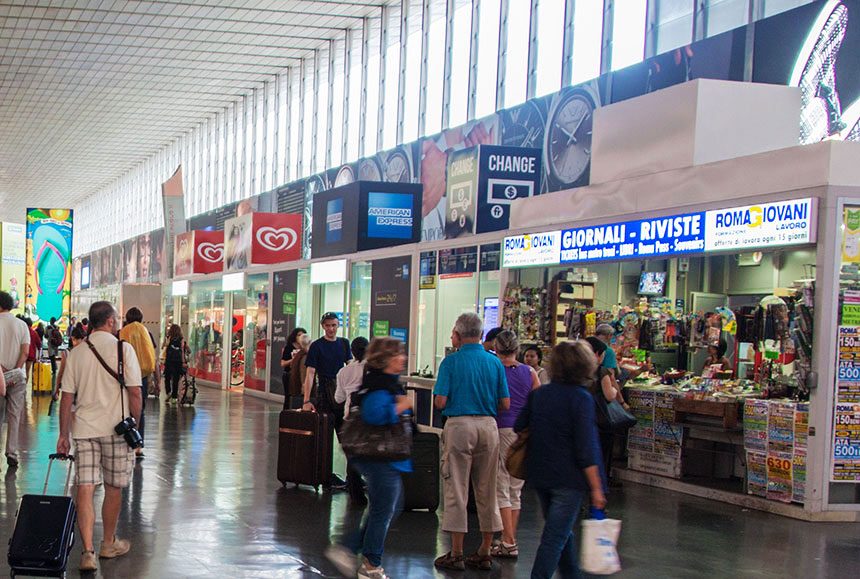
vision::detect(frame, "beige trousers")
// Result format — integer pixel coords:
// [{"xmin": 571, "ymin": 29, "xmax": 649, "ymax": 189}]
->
[
  {"xmin": 441, "ymin": 416, "xmax": 502, "ymax": 534},
  {"xmin": 496, "ymin": 427, "xmax": 526, "ymax": 510}
]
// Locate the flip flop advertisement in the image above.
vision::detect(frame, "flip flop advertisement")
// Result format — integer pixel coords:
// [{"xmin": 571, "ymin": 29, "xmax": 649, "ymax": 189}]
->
[{"xmin": 25, "ymin": 208, "xmax": 73, "ymax": 327}]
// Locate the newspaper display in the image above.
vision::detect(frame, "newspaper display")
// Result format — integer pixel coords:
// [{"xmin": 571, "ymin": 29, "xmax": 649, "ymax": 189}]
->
[
  {"xmin": 833, "ymin": 326, "xmax": 860, "ymax": 481},
  {"xmin": 743, "ymin": 399, "xmax": 808, "ymax": 503},
  {"xmin": 627, "ymin": 389, "xmax": 683, "ymax": 478}
]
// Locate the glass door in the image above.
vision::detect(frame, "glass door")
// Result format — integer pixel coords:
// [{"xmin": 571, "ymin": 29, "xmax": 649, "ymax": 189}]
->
[
  {"xmin": 349, "ymin": 262, "xmax": 372, "ymax": 340},
  {"xmin": 229, "ymin": 291, "xmax": 246, "ymax": 389},
  {"xmin": 243, "ymin": 274, "xmax": 269, "ymax": 392},
  {"xmin": 318, "ymin": 281, "xmax": 348, "ymax": 339}
]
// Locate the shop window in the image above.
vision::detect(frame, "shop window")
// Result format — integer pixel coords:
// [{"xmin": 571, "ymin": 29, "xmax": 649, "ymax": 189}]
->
[
  {"xmin": 295, "ymin": 268, "xmax": 313, "ymax": 334},
  {"xmin": 479, "ymin": 244, "xmax": 502, "ymax": 336},
  {"xmin": 350, "ymin": 262, "xmax": 373, "ymax": 340},
  {"xmin": 416, "ymin": 251, "xmax": 438, "ymax": 376},
  {"xmin": 238, "ymin": 274, "xmax": 269, "ymax": 392},
  {"xmin": 188, "ymin": 279, "xmax": 225, "ymax": 384}
]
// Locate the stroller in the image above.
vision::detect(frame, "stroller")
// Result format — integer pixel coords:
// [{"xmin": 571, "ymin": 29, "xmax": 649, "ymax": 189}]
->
[{"xmin": 180, "ymin": 374, "xmax": 198, "ymax": 406}]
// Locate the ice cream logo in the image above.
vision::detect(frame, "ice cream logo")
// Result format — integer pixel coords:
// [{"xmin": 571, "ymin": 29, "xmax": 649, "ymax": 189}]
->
[
  {"xmin": 256, "ymin": 226, "xmax": 298, "ymax": 252},
  {"xmin": 197, "ymin": 242, "xmax": 223, "ymax": 263}
]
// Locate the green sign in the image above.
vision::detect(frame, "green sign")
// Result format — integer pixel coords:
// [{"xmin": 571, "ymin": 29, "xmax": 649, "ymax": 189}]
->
[
  {"xmin": 373, "ymin": 320, "xmax": 390, "ymax": 337},
  {"xmin": 282, "ymin": 303, "xmax": 296, "ymax": 315},
  {"xmin": 843, "ymin": 304, "xmax": 860, "ymax": 326},
  {"xmin": 283, "ymin": 291, "xmax": 297, "ymax": 304}
]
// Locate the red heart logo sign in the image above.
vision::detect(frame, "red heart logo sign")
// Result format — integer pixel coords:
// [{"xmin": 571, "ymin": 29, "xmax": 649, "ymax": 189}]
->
[
  {"xmin": 256, "ymin": 226, "xmax": 298, "ymax": 252},
  {"xmin": 197, "ymin": 242, "xmax": 224, "ymax": 263}
]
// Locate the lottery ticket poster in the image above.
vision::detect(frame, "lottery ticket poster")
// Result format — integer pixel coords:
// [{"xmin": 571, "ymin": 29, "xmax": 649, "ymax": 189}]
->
[
  {"xmin": 744, "ymin": 399, "xmax": 807, "ymax": 503},
  {"xmin": 833, "ymin": 325, "xmax": 860, "ymax": 481},
  {"xmin": 626, "ymin": 389, "xmax": 683, "ymax": 478}
]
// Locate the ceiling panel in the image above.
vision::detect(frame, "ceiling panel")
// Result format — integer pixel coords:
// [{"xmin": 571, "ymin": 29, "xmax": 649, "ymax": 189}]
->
[{"xmin": 0, "ymin": 0, "xmax": 383, "ymax": 222}]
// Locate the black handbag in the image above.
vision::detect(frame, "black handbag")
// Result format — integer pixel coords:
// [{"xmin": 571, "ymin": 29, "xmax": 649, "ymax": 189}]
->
[
  {"xmin": 340, "ymin": 394, "xmax": 413, "ymax": 461},
  {"xmin": 606, "ymin": 400, "xmax": 637, "ymax": 432}
]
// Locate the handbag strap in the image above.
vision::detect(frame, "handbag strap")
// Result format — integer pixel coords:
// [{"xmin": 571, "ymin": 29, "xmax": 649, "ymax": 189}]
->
[{"xmin": 85, "ymin": 337, "xmax": 126, "ymax": 420}]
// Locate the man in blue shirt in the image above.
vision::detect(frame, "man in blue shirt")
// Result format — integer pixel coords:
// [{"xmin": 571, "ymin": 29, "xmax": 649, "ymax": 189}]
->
[{"xmin": 433, "ymin": 313, "xmax": 510, "ymax": 572}]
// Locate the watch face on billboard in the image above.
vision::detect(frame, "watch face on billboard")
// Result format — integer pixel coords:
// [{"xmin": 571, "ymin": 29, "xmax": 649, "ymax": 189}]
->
[
  {"xmin": 326, "ymin": 198, "xmax": 344, "ymax": 243},
  {"xmin": 367, "ymin": 192, "xmax": 414, "ymax": 239}
]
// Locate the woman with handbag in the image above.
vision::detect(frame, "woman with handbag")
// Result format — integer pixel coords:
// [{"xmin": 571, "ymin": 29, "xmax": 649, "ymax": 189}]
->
[
  {"xmin": 514, "ymin": 340, "xmax": 606, "ymax": 579},
  {"xmin": 492, "ymin": 330, "xmax": 540, "ymax": 559},
  {"xmin": 585, "ymin": 336, "xmax": 632, "ymax": 482},
  {"xmin": 326, "ymin": 337, "xmax": 412, "ymax": 579}
]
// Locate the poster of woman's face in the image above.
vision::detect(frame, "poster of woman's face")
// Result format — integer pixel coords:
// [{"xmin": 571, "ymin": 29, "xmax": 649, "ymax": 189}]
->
[
  {"xmin": 225, "ymin": 214, "xmax": 252, "ymax": 271},
  {"xmin": 123, "ymin": 239, "xmax": 137, "ymax": 283},
  {"xmin": 110, "ymin": 245, "xmax": 123, "ymax": 285},
  {"xmin": 137, "ymin": 233, "xmax": 152, "ymax": 282},
  {"xmin": 100, "ymin": 247, "xmax": 111, "ymax": 286},
  {"xmin": 150, "ymin": 229, "xmax": 164, "ymax": 282}
]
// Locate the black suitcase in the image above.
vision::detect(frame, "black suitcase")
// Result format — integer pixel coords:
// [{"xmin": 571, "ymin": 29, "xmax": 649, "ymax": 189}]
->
[
  {"xmin": 8, "ymin": 454, "xmax": 76, "ymax": 578},
  {"xmin": 402, "ymin": 431, "xmax": 440, "ymax": 511},
  {"xmin": 277, "ymin": 410, "xmax": 333, "ymax": 490}
]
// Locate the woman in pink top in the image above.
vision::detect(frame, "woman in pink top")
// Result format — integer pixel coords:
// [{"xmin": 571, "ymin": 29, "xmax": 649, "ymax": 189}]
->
[{"xmin": 493, "ymin": 330, "xmax": 540, "ymax": 559}]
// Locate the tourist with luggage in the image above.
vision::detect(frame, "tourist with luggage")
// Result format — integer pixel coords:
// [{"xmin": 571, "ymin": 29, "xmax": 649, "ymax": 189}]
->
[
  {"xmin": 56, "ymin": 301, "xmax": 143, "ymax": 572},
  {"xmin": 0, "ymin": 292, "xmax": 30, "ymax": 470},
  {"xmin": 302, "ymin": 312, "xmax": 353, "ymax": 489},
  {"xmin": 163, "ymin": 324, "xmax": 189, "ymax": 404},
  {"xmin": 514, "ymin": 340, "xmax": 607, "ymax": 579},
  {"xmin": 280, "ymin": 326, "xmax": 307, "ymax": 405},
  {"xmin": 120, "ymin": 307, "xmax": 156, "ymax": 457},
  {"xmin": 286, "ymin": 333, "xmax": 311, "ymax": 409},
  {"xmin": 492, "ymin": 330, "xmax": 540, "ymax": 560},
  {"xmin": 326, "ymin": 337, "xmax": 411, "ymax": 579},
  {"xmin": 433, "ymin": 312, "xmax": 510, "ymax": 572}
]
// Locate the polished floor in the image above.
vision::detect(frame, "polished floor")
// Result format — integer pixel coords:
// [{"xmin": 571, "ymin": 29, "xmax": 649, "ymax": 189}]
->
[{"xmin": 0, "ymin": 387, "xmax": 858, "ymax": 578}]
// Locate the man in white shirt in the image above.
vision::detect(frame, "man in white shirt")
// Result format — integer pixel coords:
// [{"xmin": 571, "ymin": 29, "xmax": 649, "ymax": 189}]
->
[
  {"xmin": 56, "ymin": 301, "xmax": 142, "ymax": 572},
  {"xmin": 0, "ymin": 291, "xmax": 30, "ymax": 469}
]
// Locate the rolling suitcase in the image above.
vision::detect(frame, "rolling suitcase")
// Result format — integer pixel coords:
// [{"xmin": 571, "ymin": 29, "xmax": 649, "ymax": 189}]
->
[
  {"xmin": 33, "ymin": 362, "xmax": 52, "ymax": 395},
  {"xmin": 402, "ymin": 431, "xmax": 440, "ymax": 511},
  {"xmin": 277, "ymin": 410, "xmax": 333, "ymax": 490},
  {"xmin": 8, "ymin": 454, "xmax": 76, "ymax": 578}
]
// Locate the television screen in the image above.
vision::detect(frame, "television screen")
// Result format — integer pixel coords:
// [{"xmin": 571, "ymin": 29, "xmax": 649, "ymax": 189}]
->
[
  {"xmin": 482, "ymin": 297, "xmax": 499, "ymax": 340},
  {"xmin": 638, "ymin": 272, "xmax": 667, "ymax": 296}
]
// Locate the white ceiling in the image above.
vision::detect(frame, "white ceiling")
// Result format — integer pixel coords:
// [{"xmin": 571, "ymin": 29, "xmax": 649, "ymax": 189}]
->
[{"xmin": 0, "ymin": 0, "xmax": 381, "ymax": 224}]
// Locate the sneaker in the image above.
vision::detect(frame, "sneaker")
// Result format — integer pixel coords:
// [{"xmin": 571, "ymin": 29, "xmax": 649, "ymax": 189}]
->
[
  {"xmin": 324, "ymin": 544, "xmax": 358, "ymax": 577},
  {"xmin": 80, "ymin": 550, "xmax": 97, "ymax": 571},
  {"xmin": 357, "ymin": 562, "xmax": 389, "ymax": 579},
  {"xmin": 465, "ymin": 551, "xmax": 492, "ymax": 570},
  {"xmin": 434, "ymin": 551, "xmax": 466, "ymax": 571},
  {"xmin": 99, "ymin": 538, "xmax": 130, "ymax": 559},
  {"xmin": 490, "ymin": 541, "xmax": 519, "ymax": 558},
  {"xmin": 6, "ymin": 455, "xmax": 18, "ymax": 468}
]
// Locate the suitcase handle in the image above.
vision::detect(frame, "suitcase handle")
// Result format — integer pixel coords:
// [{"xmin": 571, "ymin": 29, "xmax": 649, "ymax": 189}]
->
[{"xmin": 44, "ymin": 454, "xmax": 75, "ymax": 497}]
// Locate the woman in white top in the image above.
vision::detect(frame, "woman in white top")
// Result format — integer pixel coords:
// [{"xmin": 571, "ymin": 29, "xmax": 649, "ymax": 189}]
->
[{"xmin": 335, "ymin": 337, "xmax": 370, "ymax": 416}]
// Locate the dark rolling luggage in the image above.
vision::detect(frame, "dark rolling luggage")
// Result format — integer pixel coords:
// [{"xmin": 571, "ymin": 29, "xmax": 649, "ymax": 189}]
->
[
  {"xmin": 402, "ymin": 431, "xmax": 440, "ymax": 511},
  {"xmin": 277, "ymin": 410, "xmax": 333, "ymax": 491},
  {"xmin": 8, "ymin": 454, "xmax": 76, "ymax": 578}
]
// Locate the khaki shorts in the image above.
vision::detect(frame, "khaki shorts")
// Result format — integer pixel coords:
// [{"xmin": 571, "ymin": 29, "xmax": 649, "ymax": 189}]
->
[{"xmin": 74, "ymin": 435, "xmax": 135, "ymax": 488}]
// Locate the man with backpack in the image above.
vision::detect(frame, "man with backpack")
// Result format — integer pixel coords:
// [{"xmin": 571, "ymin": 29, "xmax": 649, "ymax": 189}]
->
[
  {"xmin": 47, "ymin": 317, "xmax": 64, "ymax": 379},
  {"xmin": 118, "ymin": 307, "xmax": 156, "ymax": 457}
]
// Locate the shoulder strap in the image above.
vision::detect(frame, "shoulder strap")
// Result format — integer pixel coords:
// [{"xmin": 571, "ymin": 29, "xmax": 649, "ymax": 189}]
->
[{"xmin": 85, "ymin": 338, "xmax": 125, "ymax": 387}]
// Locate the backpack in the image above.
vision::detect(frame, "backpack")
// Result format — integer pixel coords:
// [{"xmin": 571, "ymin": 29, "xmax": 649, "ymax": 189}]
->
[
  {"xmin": 166, "ymin": 338, "xmax": 185, "ymax": 365},
  {"xmin": 48, "ymin": 326, "xmax": 63, "ymax": 348}
]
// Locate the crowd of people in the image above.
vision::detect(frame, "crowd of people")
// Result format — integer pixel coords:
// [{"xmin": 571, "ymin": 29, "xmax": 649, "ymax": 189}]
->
[
  {"xmin": 303, "ymin": 311, "xmax": 611, "ymax": 579},
  {"xmin": 1, "ymin": 290, "xmax": 613, "ymax": 577}
]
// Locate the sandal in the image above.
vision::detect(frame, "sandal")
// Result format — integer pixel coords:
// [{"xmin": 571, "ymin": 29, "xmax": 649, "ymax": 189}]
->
[
  {"xmin": 490, "ymin": 541, "xmax": 519, "ymax": 558},
  {"xmin": 434, "ymin": 551, "xmax": 466, "ymax": 571},
  {"xmin": 465, "ymin": 552, "xmax": 492, "ymax": 571}
]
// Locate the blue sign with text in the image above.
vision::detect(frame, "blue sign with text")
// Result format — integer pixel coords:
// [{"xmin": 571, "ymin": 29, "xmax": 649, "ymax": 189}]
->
[
  {"xmin": 326, "ymin": 198, "xmax": 343, "ymax": 243},
  {"xmin": 560, "ymin": 212, "xmax": 706, "ymax": 264},
  {"xmin": 367, "ymin": 192, "xmax": 414, "ymax": 239}
]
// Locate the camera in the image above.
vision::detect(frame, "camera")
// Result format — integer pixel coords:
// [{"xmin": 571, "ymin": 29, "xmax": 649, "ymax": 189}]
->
[{"xmin": 114, "ymin": 417, "xmax": 144, "ymax": 449}]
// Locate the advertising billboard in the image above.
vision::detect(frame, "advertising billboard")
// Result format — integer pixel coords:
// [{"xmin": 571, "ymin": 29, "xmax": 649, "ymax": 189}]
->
[
  {"xmin": 1, "ymin": 222, "xmax": 26, "ymax": 314},
  {"xmin": 25, "ymin": 208, "xmax": 73, "ymax": 324}
]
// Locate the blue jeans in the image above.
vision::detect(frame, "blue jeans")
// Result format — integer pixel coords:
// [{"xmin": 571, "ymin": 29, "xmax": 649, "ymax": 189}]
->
[
  {"xmin": 531, "ymin": 487, "xmax": 586, "ymax": 579},
  {"xmin": 342, "ymin": 460, "xmax": 403, "ymax": 568}
]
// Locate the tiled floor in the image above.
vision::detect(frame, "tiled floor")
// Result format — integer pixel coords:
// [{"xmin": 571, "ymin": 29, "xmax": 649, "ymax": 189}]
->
[{"xmin": 1, "ymin": 388, "xmax": 858, "ymax": 578}]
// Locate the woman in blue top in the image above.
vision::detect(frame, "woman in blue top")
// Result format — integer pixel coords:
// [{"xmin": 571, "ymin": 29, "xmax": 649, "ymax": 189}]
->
[
  {"xmin": 326, "ymin": 337, "xmax": 412, "ymax": 579},
  {"xmin": 514, "ymin": 340, "xmax": 607, "ymax": 579}
]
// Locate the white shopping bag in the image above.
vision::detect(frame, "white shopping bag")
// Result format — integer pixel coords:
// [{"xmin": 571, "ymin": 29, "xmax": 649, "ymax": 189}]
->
[{"xmin": 580, "ymin": 518, "xmax": 622, "ymax": 575}]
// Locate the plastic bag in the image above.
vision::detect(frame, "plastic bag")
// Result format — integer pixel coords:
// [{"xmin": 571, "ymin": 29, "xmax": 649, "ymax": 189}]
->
[{"xmin": 580, "ymin": 516, "xmax": 622, "ymax": 575}]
